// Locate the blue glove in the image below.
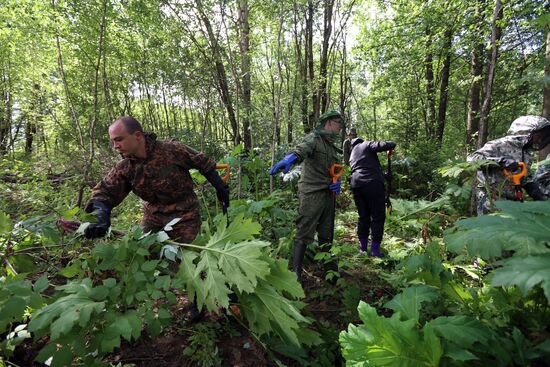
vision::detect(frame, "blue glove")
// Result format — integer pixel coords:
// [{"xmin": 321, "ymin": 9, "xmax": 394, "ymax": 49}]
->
[
  {"xmin": 329, "ymin": 178, "xmax": 342, "ymax": 195},
  {"xmin": 269, "ymin": 153, "xmax": 298, "ymax": 175}
]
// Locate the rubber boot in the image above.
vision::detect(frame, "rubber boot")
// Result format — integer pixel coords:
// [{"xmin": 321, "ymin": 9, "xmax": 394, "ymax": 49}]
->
[
  {"xmin": 188, "ymin": 301, "xmax": 205, "ymax": 323},
  {"xmin": 359, "ymin": 237, "xmax": 368, "ymax": 254},
  {"xmin": 369, "ymin": 240, "xmax": 383, "ymax": 257},
  {"xmin": 292, "ymin": 242, "xmax": 307, "ymax": 283}
]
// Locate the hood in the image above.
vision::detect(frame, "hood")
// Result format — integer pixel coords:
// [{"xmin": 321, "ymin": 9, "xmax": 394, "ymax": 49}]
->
[
  {"xmin": 351, "ymin": 137, "xmax": 364, "ymax": 147},
  {"xmin": 506, "ymin": 115, "xmax": 550, "ymax": 136}
]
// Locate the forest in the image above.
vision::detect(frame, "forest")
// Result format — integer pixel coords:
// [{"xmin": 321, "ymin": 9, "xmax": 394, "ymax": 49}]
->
[{"xmin": 1, "ymin": 0, "xmax": 550, "ymax": 366}]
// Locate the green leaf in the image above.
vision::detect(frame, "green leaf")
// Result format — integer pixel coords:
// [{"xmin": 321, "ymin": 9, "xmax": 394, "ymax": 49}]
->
[
  {"xmin": 141, "ymin": 260, "xmax": 159, "ymax": 272},
  {"xmin": 491, "ymin": 254, "xmax": 550, "ymax": 301},
  {"xmin": 264, "ymin": 258, "xmax": 304, "ymax": 299},
  {"xmin": 384, "ymin": 285, "xmax": 439, "ymax": 322},
  {"xmin": 50, "ymin": 309, "xmax": 79, "ymax": 340},
  {"xmin": 339, "ymin": 301, "xmax": 442, "ymax": 367},
  {"xmin": 0, "ymin": 211, "xmax": 13, "ymax": 234},
  {"xmin": 33, "ymin": 274, "xmax": 49, "ymax": 293},
  {"xmin": 426, "ymin": 316, "xmax": 492, "ymax": 348},
  {"xmin": 0, "ymin": 297, "xmax": 27, "ymax": 332},
  {"xmin": 58, "ymin": 260, "xmax": 82, "ymax": 278},
  {"xmin": 445, "ymin": 201, "xmax": 550, "ymax": 258},
  {"xmin": 239, "ymin": 285, "xmax": 309, "ymax": 346}
]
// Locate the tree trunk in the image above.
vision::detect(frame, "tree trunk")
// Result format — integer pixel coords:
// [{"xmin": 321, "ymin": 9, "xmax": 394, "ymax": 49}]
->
[
  {"xmin": 436, "ymin": 28, "xmax": 453, "ymax": 146},
  {"xmin": 542, "ymin": 26, "xmax": 550, "ymax": 159},
  {"xmin": 478, "ymin": 0, "xmax": 503, "ymax": 148},
  {"xmin": 239, "ymin": 0, "xmax": 252, "ymax": 151},
  {"xmin": 77, "ymin": 0, "xmax": 107, "ymax": 207},
  {"xmin": 319, "ymin": 0, "xmax": 334, "ymax": 114},
  {"xmin": 306, "ymin": 0, "xmax": 316, "ymax": 128},
  {"xmin": 425, "ymin": 28, "xmax": 436, "ymax": 139},
  {"xmin": 195, "ymin": 0, "xmax": 240, "ymax": 145},
  {"xmin": 466, "ymin": 43, "xmax": 484, "ymax": 148},
  {"xmin": 0, "ymin": 58, "xmax": 12, "ymax": 155},
  {"xmin": 293, "ymin": 1, "xmax": 309, "ymax": 134}
]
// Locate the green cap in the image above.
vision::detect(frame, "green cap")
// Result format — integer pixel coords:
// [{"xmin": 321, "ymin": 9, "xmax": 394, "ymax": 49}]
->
[{"xmin": 319, "ymin": 110, "xmax": 342, "ymax": 125}]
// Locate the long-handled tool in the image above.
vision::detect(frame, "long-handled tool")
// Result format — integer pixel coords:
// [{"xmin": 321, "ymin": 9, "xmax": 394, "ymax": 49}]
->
[
  {"xmin": 386, "ymin": 149, "xmax": 394, "ymax": 214},
  {"xmin": 216, "ymin": 164, "xmax": 230, "ymax": 215},
  {"xmin": 503, "ymin": 161, "xmax": 527, "ymax": 202}
]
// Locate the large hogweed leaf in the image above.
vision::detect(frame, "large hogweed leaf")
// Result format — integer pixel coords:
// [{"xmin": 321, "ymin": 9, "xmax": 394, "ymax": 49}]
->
[
  {"xmin": 177, "ymin": 213, "xmax": 270, "ymax": 310},
  {"xmin": 339, "ymin": 301, "xmax": 443, "ymax": 367},
  {"xmin": 491, "ymin": 254, "xmax": 550, "ymax": 301},
  {"xmin": 176, "ymin": 214, "xmax": 311, "ymax": 346},
  {"xmin": 426, "ymin": 316, "xmax": 492, "ymax": 350},
  {"xmin": 445, "ymin": 201, "xmax": 550, "ymax": 259},
  {"xmin": 384, "ymin": 285, "xmax": 439, "ymax": 322}
]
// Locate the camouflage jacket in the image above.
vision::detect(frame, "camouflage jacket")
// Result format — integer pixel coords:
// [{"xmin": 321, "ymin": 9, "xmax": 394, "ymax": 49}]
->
[
  {"xmin": 294, "ymin": 129, "xmax": 342, "ymax": 194},
  {"xmin": 467, "ymin": 115, "xmax": 548, "ymax": 200},
  {"xmin": 91, "ymin": 136, "xmax": 216, "ymax": 215},
  {"xmin": 534, "ymin": 154, "xmax": 550, "ymax": 198}
]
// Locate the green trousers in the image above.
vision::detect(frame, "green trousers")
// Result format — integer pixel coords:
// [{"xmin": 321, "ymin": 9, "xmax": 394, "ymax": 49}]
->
[{"xmin": 292, "ymin": 189, "xmax": 336, "ymax": 280}]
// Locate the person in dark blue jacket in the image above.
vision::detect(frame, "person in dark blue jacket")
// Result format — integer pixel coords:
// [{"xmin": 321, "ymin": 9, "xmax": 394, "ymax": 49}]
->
[{"xmin": 349, "ymin": 138, "xmax": 396, "ymax": 257}]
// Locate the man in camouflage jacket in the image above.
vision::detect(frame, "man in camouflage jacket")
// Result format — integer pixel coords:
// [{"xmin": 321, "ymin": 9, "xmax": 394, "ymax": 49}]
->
[
  {"xmin": 269, "ymin": 110, "xmax": 343, "ymax": 282},
  {"xmin": 467, "ymin": 115, "xmax": 550, "ymax": 215},
  {"xmin": 84, "ymin": 116, "xmax": 229, "ymax": 242}
]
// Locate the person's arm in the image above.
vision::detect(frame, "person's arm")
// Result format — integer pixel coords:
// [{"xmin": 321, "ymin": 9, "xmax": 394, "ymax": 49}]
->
[
  {"xmin": 269, "ymin": 133, "xmax": 314, "ymax": 175},
  {"xmin": 174, "ymin": 142, "xmax": 230, "ymax": 207},
  {"xmin": 366, "ymin": 141, "xmax": 396, "ymax": 153},
  {"xmin": 85, "ymin": 163, "xmax": 131, "ymax": 238}
]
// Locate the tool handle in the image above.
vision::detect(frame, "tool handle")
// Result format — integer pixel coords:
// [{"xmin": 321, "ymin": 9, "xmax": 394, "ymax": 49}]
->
[
  {"xmin": 216, "ymin": 164, "xmax": 230, "ymax": 183},
  {"xmin": 387, "ymin": 149, "xmax": 394, "ymax": 159},
  {"xmin": 503, "ymin": 162, "xmax": 526, "ymax": 186},
  {"xmin": 330, "ymin": 163, "xmax": 344, "ymax": 184}
]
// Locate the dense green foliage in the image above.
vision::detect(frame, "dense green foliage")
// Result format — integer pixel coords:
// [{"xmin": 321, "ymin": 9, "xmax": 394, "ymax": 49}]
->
[{"xmin": 1, "ymin": 0, "xmax": 550, "ymax": 365}]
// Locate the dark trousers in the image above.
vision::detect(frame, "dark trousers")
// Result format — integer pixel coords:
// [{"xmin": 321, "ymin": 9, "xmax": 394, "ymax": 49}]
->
[{"xmin": 352, "ymin": 181, "xmax": 386, "ymax": 243}]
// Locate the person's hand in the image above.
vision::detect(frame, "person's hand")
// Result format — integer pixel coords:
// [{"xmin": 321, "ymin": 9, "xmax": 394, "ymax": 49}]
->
[
  {"xmin": 84, "ymin": 201, "xmax": 111, "ymax": 239},
  {"xmin": 269, "ymin": 153, "xmax": 298, "ymax": 175},
  {"xmin": 216, "ymin": 184, "xmax": 230, "ymax": 209},
  {"xmin": 85, "ymin": 223, "xmax": 109, "ymax": 238},
  {"xmin": 498, "ymin": 158, "xmax": 519, "ymax": 171},
  {"xmin": 329, "ymin": 178, "xmax": 342, "ymax": 195},
  {"xmin": 204, "ymin": 169, "xmax": 230, "ymax": 208}
]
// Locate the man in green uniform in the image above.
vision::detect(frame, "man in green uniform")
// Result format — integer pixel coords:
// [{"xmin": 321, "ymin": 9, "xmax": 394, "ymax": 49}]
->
[
  {"xmin": 84, "ymin": 116, "xmax": 229, "ymax": 242},
  {"xmin": 269, "ymin": 110, "xmax": 343, "ymax": 282}
]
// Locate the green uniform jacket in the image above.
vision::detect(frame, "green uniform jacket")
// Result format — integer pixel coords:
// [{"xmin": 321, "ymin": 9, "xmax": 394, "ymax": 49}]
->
[{"xmin": 294, "ymin": 130, "xmax": 342, "ymax": 194}]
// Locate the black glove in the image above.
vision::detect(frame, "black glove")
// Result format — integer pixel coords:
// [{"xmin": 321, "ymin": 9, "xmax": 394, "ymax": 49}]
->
[
  {"xmin": 84, "ymin": 201, "xmax": 111, "ymax": 239},
  {"xmin": 523, "ymin": 182, "xmax": 546, "ymax": 201},
  {"xmin": 204, "ymin": 170, "xmax": 230, "ymax": 209},
  {"xmin": 497, "ymin": 158, "xmax": 519, "ymax": 171}
]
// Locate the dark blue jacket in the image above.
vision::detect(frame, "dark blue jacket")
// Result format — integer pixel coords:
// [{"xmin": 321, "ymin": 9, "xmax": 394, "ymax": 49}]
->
[{"xmin": 350, "ymin": 138, "xmax": 395, "ymax": 188}]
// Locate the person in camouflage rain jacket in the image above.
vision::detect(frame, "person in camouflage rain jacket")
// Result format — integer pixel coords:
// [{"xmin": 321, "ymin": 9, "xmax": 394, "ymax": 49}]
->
[
  {"xmin": 84, "ymin": 116, "xmax": 230, "ymax": 242},
  {"xmin": 269, "ymin": 110, "xmax": 343, "ymax": 282},
  {"xmin": 533, "ymin": 153, "xmax": 550, "ymax": 199},
  {"xmin": 467, "ymin": 115, "xmax": 550, "ymax": 215}
]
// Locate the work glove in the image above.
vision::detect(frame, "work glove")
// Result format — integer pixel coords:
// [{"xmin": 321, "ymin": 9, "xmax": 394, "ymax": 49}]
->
[
  {"xmin": 497, "ymin": 158, "xmax": 519, "ymax": 171},
  {"xmin": 329, "ymin": 178, "xmax": 342, "ymax": 195},
  {"xmin": 523, "ymin": 182, "xmax": 546, "ymax": 201},
  {"xmin": 204, "ymin": 169, "xmax": 230, "ymax": 209},
  {"xmin": 84, "ymin": 201, "xmax": 111, "ymax": 239},
  {"xmin": 269, "ymin": 153, "xmax": 298, "ymax": 175}
]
